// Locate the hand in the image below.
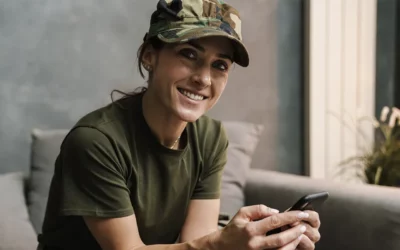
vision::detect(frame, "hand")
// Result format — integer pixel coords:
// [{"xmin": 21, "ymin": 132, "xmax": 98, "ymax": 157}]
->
[
  {"xmin": 211, "ymin": 205, "xmax": 311, "ymax": 250},
  {"xmin": 282, "ymin": 210, "xmax": 321, "ymax": 250}
]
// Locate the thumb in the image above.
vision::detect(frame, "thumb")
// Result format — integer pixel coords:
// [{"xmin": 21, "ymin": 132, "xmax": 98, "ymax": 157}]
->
[{"xmin": 235, "ymin": 205, "xmax": 280, "ymax": 222}]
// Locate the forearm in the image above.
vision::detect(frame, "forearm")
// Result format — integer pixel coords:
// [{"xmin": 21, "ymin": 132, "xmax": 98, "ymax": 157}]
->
[{"xmin": 136, "ymin": 231, "xmax": 218, "ymax": 250}]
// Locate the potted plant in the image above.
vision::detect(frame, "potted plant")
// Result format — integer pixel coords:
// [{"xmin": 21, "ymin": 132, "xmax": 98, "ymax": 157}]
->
[{"xmin": 337, "ymin": 107, "xmax": 400, "ymax": 187}]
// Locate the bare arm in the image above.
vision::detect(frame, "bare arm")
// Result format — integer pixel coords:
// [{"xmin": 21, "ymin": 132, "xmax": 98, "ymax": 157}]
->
[
  {"xmin": 84, "ymin": 214, "xmax": 217, "ymax": 250},
  {"xmin": 178, "ymin": 199, "xmax": 220, "ymax": 243},
  {"xmin": 84, "ymin": 205, "xmax": 316, "ymax": 250}
]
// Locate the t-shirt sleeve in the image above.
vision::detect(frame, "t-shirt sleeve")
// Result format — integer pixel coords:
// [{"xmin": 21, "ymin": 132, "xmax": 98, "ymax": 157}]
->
[
  {"xmin": 58, "ymin": 126, "xmax": 134, "ymax": 218},
  {"xmin": 191, "ymin": 123, "xmax": 229, "ymax": 200}
]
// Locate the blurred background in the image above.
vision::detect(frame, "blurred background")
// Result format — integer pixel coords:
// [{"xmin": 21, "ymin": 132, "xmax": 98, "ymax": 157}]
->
[{"xmin": 0, "ymin": 0, "xmax": 399, "ymax": 182}]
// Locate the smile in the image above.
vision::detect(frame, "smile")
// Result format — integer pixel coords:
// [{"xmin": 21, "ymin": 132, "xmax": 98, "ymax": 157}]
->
[{"xmin": 178, "ymin": 88, "xmax": 206, "ymax": 101}]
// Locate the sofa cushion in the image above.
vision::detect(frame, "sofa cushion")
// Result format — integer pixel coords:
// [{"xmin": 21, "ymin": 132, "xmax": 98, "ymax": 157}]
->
[
  {"xmin": 28, "ymin": 129, "xmax": 68, "ymax": 234},
  {"xmin": 0, "ymin": 172, "xmax": 38, "ymax": 250},
  {"xmin": 220, "ymin": 121, "xmax": 264, "ymax": 219}
]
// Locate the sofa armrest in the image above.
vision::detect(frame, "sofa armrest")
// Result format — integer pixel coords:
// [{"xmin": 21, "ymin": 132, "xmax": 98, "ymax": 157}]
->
[{"xmin": 244, "ymin": 169, "xmax": 400, "ymax": 250}]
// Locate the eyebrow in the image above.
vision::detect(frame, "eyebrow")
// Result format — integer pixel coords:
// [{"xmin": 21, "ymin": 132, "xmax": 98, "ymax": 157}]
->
[{"xmin": 187, "ymin": 41, "xmax": 234, "ymax": 62}]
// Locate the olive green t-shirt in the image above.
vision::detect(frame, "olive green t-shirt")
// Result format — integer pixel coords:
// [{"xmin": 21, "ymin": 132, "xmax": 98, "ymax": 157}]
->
[{"xmin": 38, "ymin": 93, "xmax": 228, "ymax": 249}]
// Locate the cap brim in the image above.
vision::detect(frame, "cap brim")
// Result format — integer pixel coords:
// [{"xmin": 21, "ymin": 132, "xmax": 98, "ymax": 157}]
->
[{"xmin": 157, "ymin": 27, "xmax": 249, "ymax": 67}]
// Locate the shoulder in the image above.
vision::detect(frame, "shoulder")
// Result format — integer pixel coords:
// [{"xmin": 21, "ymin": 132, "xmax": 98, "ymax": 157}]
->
[
  {"xmin": 189, "ymin": 115, "xmax": 228, "ymax": 161},
  {"xmin": 61, "ymin": 127, "xmax": 112, "ymax": 155},
  {"xmin": 75, "ymin": 97, "xmax": 133, "ymax": 131},
  {"xmin": 70, "ymin": 96, "xmax": 138, "ymax": 144},
  {"xmin": 60, "ymin": 126, "xmax": 128, "ymax": 176},
  {"xmin": 191, "ymin": 115, "xmax": 227, "ymax": 142},
  {"xmin": 61, "ymin": 96, "xmax": 138, "ymax": 160}
]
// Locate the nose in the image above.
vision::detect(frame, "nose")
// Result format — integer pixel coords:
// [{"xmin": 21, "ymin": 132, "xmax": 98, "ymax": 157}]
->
[{"xmin": 192, "ymin": 67, "xmax": 212, "ymax": 88}]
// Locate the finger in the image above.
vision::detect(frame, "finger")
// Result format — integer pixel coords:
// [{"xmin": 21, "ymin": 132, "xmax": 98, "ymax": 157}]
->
[
  {"xmin": 301, "ymin": 223, "xmax": 321, "ymax": 243},
  {"xmin": 255, "ymin": 211, "xmax": 311, "ymax": 232},
  {"xmin": 259, "ymin": 224, "xmax": 306, "ymax": 249},
  {"xmin": 277, "ymin": 233, "xmax": 303, "ymax": 250},
  {"xmin": 290, "ymin": 221, "xmax": 301, "ymax": 227},
  {"xmin": 300, "ymin": 210, "xmax": 321, "ymax": 228},
  {"xmin": 235, "ymin": 205, "xmax": 280, "ymax": 222},
  {"xmin": 297, "ymin": 234, "xmax": 315, "ymax": 250}
]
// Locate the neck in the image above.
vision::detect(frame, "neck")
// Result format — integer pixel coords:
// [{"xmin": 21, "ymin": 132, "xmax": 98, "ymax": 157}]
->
[{"xmin": 142, "ymin": 91, "xmax": 187, "ymax": 148}]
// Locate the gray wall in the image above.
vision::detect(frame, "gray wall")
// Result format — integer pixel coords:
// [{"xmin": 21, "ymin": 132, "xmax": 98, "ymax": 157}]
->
[
  {"xmin": 1, "ymin": 0, "xmax": 303, "ymax": 175},
  {"xmin": 1, "ymin": 0, "xmax": 154, "ymax": 173}
]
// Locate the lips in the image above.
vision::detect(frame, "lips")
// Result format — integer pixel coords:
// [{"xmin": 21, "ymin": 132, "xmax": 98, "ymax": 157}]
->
[{"xmin": 177, "ymin": 88, "xmax": 207, "ymax": 101}]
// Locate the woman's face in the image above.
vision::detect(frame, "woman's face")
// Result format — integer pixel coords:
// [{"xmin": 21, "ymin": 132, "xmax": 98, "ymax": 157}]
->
[{"xmin": 143, "ymin": 36, "xmax": 234, "ymax": 122}]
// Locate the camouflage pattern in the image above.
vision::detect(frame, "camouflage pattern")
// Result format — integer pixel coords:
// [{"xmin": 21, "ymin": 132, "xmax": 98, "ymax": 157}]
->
[{"xmin": 145, "ymin": 0, "xmax": 249, "ymax": 67}]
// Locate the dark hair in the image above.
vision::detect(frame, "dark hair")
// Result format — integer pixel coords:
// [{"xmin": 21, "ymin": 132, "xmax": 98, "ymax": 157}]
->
[
  {"xmin": 137, "ymin": 37, "xmax": 165, "ymax": 78},
  {"xmin": 110, "ymin": 37, "xmax": 165, "ymax": 102}
]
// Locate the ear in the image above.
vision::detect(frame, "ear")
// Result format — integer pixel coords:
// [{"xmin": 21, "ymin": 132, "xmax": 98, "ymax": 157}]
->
[{"xmin": 141, "ymin": 44, "xmax": 157, "ymax": 69}]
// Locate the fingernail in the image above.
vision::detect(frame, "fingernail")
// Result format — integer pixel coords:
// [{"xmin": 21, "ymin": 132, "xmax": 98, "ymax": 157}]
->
[
  {"xmin": 298, "ymin": 235, "xmax": 304, "ymax": 241},
  {"xmin": 271, "ymin": 209, "xmax": 280, "ymax": 214},
  {"xmin": 298, "ymin": 212, "xmax": 309, "ymax": 219},
  {"xmin": 300, "ymin": 225, "xmax": 306, "ymax": 233}
]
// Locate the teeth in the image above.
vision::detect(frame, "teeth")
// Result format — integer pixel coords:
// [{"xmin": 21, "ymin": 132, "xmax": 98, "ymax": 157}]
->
[{"xmin": 180, "ymin": 89, "xmax": 204, "ymax": 101}]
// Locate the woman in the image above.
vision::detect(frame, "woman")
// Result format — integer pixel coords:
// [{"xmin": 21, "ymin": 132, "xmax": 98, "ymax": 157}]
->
[{"xmin": 38, "ymin": 1, "xmax": 321, "ymax": 249}]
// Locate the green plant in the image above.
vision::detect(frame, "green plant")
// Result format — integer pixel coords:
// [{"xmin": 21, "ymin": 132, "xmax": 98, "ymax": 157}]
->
[{"xmin": 336, "ymin": 107, "xmax": 400, "ymax": 187}]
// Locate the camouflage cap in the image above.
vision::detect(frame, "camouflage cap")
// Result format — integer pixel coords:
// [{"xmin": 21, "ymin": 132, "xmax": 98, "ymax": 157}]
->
[{"xmin": 144, "ymin": 0, "xmax": 249, "ymax": 67}]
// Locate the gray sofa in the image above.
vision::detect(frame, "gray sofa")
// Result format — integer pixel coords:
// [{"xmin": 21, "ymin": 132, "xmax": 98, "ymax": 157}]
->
[{"xmin": 1, "ymin": 121, "xmax": 400, "ymax": 250}]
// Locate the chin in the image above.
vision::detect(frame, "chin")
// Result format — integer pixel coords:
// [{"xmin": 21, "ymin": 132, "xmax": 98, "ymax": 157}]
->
[
  {"xmin": 173, "ymin": 90, "xmax": 214, "ymax": 122},
  {"xmin": 175, "ymin": 109, "xmax": 205, "ymax": 123}
]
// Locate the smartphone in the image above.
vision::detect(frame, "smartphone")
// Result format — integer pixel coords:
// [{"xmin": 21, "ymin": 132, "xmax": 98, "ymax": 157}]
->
[
  {"xmin": 285, "ymin": 191, "xmax": 329, "ymax": 212},
  {"xmin": 266, "ymin": 191, "xmax": 329, "ymax": 235}
]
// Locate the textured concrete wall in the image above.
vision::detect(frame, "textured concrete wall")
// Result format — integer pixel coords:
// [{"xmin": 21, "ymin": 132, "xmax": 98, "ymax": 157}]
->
[{"xmin": 1, "ymin": 0, "xmax": 153, "ymax": 173}]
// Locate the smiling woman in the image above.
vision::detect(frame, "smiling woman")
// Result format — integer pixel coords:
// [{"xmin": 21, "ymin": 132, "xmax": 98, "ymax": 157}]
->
[
  {"xmin": 36, "ymin": 1, "xmax": 321, "ymax": 250},
  {"xmin": 142, "ymin": 37, "xmax": 234, "ymax": 126}
]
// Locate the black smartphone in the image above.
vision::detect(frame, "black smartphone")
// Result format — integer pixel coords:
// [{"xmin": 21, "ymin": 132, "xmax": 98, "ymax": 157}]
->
[
  {"xmin": 266, "ymin": 191, "xmax": 329, "ymax": 235},
  {"xmin": 285, "ymin": 191, "xmax": 329, "ymax": 212}
]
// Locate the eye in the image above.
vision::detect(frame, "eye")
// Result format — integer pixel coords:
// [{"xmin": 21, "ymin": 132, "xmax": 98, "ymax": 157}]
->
[
  {"xmin": 179, "ymin": 48, "xmax": 197, "ymax": 60},
  {"xmin": 212, "ymin": 60, "xmax": 229, "ymax": 71}
]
